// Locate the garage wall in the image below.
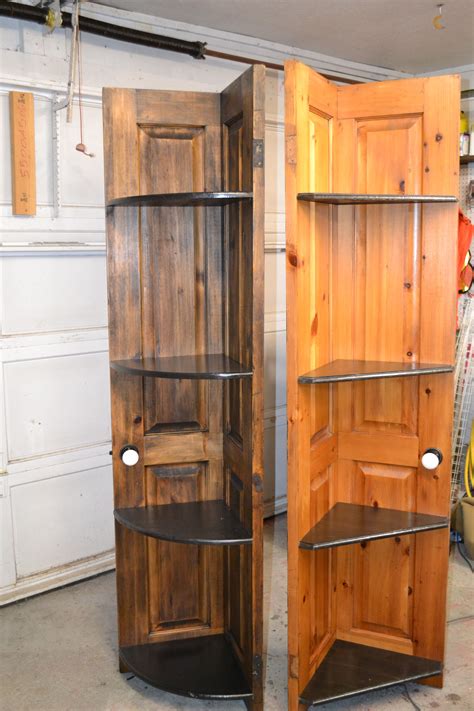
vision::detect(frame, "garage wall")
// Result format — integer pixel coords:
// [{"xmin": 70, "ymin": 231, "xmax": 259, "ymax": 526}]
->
[{"xmin": 0, "ymin": 2, "xmax": 407, "ymax": 604}]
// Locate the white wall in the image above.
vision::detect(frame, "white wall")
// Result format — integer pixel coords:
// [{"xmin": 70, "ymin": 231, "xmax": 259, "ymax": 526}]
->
[{"xmin": 0, "ymin": 2, "xmax": 408, "ymax": 604}]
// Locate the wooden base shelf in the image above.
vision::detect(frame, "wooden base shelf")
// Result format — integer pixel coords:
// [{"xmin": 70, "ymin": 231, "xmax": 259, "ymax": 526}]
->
[
  {"xmin": 297, "ymin": 192, "xmax": 457, "ymax": 204},
  {"xmin": 298, "ymin": 359, "xmax": 453, "ymax": 384},
  {"xmin": 299, "ymin": 503, "xmax": 448, "ymax": 550},
  {"xmin": 111, "ymin": 354, "xmax": 252, "ymax": 380},
  {"xmin": 299, "ymin": 640, "xmax": 441, "ymax": 707},
  {"xmin": 107, "ymin": 191, "xmax": 252, "ymax": 207},
  {"xmin": 120, "ymin": 634, "xmax": 252, "ymax": 700},
  {"xmin": 114, "ymin": 500, "xmax": 252, "ymax": 545}
]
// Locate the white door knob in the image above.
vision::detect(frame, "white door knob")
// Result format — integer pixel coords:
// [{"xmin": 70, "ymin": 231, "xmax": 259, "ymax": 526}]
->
[
  {"xmin": 120, "ymin": 445, "xmax": 139, "ymax": 466},
  {"xmin": 421, "ymin": 448, "xmax": 443, "ymax": 470}
]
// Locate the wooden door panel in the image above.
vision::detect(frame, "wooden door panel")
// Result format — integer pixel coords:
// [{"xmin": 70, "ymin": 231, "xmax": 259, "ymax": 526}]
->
[{"xmin": 286, "ymin": 62, "xmax": 458, "ymax": 709}]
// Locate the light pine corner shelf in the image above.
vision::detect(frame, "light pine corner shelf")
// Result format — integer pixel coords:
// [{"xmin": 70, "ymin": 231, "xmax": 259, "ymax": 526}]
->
[{"xmin": 285, "ymin": 60, "xmax": 457, "ymax": 710}]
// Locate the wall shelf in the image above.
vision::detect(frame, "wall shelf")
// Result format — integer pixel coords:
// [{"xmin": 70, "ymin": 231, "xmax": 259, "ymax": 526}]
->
[
  {"xmin": 298, "ymin": 359, "xmax": 453, "ymax": 384},
  {"xmin": 297, "ymin": 192, "xmax": 457, "ymax": 204},
  {"xmin": 120, "ymin": 634, "xmax": 252, "ymax": 700},
  {"xmin": 299, "ymin": 640, "xmax": 442, "ymax": 707},
  {"xmin": 299, "ymin": 503, "xmax": 448, "ymax": 550},
  {"xmin": 107, "ymin": 191, "xmax": 253, "ymax": 207},
  {"xmin": 115, "ymin": 500, "xmax": 252, "ymax": 545},
  {"xmin": 460, "ymin": 155, "xmax": 474, "ymax": 165},
  {"xmin": 111, "ymin": 354, "xmax": 252, "ymax": 380}
]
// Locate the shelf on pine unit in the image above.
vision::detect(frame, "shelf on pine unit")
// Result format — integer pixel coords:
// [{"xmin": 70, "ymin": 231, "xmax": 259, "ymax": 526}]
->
[
  {"xmin": 111, "ymin": 354, "xmax": 252, "ymax": 380},
  {"xmin": 114, "ymin": 500, "xmax": 252, "ymax": 545},
  {"xmin": 120, "ymin": 633, "xmax": 252, "ymax": 700},
  {"xmin": 299, "ymin": 639, "xmax": 441, "ymax": 707},
  {"xmin": 299, "ymin": 503, "xmax": 448, "ymax": 551},
  {"xmin": 298, "ymin": 359, "xmax": 453, "ymax": 384},
  {"xmin": 107, "ymin": 191, "xmax": 253, "ymax": 207},
  {"xmin": 297, "ymin": 192, "xmax": 457, "ymax": 204}
]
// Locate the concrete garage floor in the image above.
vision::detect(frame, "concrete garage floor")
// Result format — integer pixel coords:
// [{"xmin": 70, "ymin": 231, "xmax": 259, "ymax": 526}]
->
[{"xmin": 1, "ymin": 515, "xmax": 472, "ymax": 711}]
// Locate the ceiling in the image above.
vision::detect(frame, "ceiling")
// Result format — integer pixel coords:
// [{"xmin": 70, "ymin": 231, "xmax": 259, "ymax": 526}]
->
[{"xmin": 94, "ymin": 0, "xmax": 474, "ymax": 73}]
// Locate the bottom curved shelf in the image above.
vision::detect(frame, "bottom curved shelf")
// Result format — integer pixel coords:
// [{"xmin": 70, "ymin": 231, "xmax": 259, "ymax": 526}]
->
[{"xmin": 120, "ymin": 633, "xmax": 252, "ymax": 700}]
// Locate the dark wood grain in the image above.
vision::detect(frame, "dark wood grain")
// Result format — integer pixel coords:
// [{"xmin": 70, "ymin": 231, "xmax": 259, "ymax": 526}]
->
[
  {"xmin": 298, "ymin": 359, "xmax": 453, "ymax": 384},
  {"xmin": 299, "ymin": 640, "xmax": 442, "ymax": 706},
  {"xmin": 103, "ymin": 67, "xmax": 264, "ymax": 710},
  {"xmin": 120, "ymin": 634, "xmax": 252, "ymax": 700},
  {"xmin": 299, "ymin": 503, "xmax": 448, "ymax": 550},
  {"xmin": 111, "ymin": 354, "xmax": 253, "ymax": 379},
  {"xmin": 115, "ymin": 500, "xmax": 252, "ymax": 545},
  {"xmin": 297, "ymin": 192, "xmax": 457, "ymax": 204},
  {"xmin": 108, "ymin": 191, "xmax": 252, "ymax": 207}
]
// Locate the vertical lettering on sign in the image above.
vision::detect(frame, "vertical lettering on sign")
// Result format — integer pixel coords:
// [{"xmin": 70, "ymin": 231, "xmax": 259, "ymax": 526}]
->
[{"xmin": 9, "ymin": 91, "xmax": 37, "ymax": 216}]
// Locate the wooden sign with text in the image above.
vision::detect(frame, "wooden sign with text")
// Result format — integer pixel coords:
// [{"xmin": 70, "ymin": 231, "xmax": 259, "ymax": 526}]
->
[{"xmin": 9, "ymin": 91, "xmax": 36, "ymax": 216}]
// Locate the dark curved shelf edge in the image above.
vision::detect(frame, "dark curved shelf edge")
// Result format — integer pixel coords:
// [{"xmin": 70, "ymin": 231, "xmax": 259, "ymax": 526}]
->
[
  {"xmin": 299, "ymin": 640, "xmax": 441, "ymax": 706},
  {"xmin": 299, "ymin": 503, "xmax": 448, "ymax": 550},
  {"xmin": 107, "ymin": 191, "xmax": 253, "ymax": 207},
  {"xmin": 114, "ymin": 500, "xmax": 253, "ymax": 545},
  {"xmin": 120, "ymin": 634, "xmax": 252, "ymax": 700},
  {"xmin": 111, "ymin": 354, "xmax": 253, "ymax": 380},
  {"xmin": 297, "ymin": 192, "xmax": 457, "ymax": 204},
  {"xmin": 298, "ymin": 359, "xmax": 453, "ymax": 384}
]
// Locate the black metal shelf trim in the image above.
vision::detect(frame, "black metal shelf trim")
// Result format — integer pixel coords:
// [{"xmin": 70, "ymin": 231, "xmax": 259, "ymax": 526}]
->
[
  {"xmin": 299, "ymin": 503, "xmax": 448, "ymax": 550},
  {"xmin": 114, "ymin": 500, "xmax": 252, "ymax": 545},
  {"xmin": 107, "ymin": 191, "xmax": 253, "ymax": 207},
  {"xmin": 111, "ymin": 354, "xmax": 253, "ymax": 380},
  {"xmin": 120, "ymin": 634, "xmax": 252, "ymax": 700},
  {"xmin": 298, "ymin": 359, "xmax": 453, "ymax": 384},
  {"xmin": 297, "ymin": 192, "xmax": 457, "ymax": 205},
  {"xmin": 299, "ymin": 639, "xmax": 442, "ymax": 706}
]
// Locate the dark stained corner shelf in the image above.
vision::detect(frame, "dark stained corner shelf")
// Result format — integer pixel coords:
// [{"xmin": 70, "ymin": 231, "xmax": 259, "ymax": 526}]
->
[
  {"xmin": 115, "ymin": 500, "xmax": 252, "ymax": 545},
  {"xmin": 107, "ymin": 191, "xmax": 253, "ymax": 207},
  {"xmin": 297, "ymin": 192, "xmax": 457, "ymax": 205},
  {"xmin": 120, "ymin": 634, "xmax": 252, "ymax": 700},
  {"xmin": 299, "ymin": 639, "xmax": 442, "ymax": 707},
  {"xmin": 111, "ymin": 354, "xmax": 253, "ymax": 380},
  {"xmin": 298, "ymin": 359, "xmax": 453, "ymax": 384},
  {"xmin": 299, "ymin": 503, "xmax": 448, "ymax": 550}
]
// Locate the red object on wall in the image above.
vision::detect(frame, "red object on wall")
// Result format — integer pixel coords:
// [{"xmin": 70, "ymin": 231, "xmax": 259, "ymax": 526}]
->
[{"xmin": 458, "ymin": 211, "xmax": 473, "ymax": 295}]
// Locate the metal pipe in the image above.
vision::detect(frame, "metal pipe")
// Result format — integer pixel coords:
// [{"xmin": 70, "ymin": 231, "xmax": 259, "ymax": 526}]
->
[
  {"xmin": 0, "ymin": 1, "xmax": 206, "ymax": 59},
  {"xmin": 0, "ymin": 0, "xmax": 359, "ymax": 83}
]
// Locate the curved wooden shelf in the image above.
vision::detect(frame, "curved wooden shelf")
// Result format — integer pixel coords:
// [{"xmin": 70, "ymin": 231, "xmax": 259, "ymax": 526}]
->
[
  {"xmin": 114, "ymin": 500, "xmax": 252, "ymax": 545},
  {"xmin": 297, "ymin": 192, "xmax": 457, "ymax": 204},
  {"xmin": 111, "ymin": 354, "xmax": 252, "ymax": 380},
  {"xmin": 300, "ymin": 640, "xmax": 441, "ymax": 706},
  {"xmin": 107, "ymin": 191, "xmax": 253, "ymax": 207},
  {"xmin": 120, "ymin": 634, "xmax": 252, "ymax": 700},
  {"xmin": 299, "ymin": 503, "xmax": 448, "ymax": 550},
  {"xmin": 298, "ymin": 359, "xmax": 453, "ymax": 384}
]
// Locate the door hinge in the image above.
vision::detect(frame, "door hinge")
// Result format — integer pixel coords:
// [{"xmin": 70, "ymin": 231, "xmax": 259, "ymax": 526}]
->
[{"xmin": 253, "ymin": 139, "xmax": 264, "ymax": 168}]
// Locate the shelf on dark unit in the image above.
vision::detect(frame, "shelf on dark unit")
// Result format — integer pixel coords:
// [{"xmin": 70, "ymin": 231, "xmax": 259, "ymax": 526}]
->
[
  {"xmin": 298, "ymin": 359, "xmax": 453, "ymax": 384},
  {"xmin": 460, "ymin": 155, "xmax": 474, "ymax": 165},
  {"xmin": 120, "ymin": 634, "xmax": 252, "ymax": 700},
  {"xmin": 115, "ymin": 500, "xmax": 252, "ymax": 545},
  {"xmin": 111, "ymin": 354, "xmax": 253, "ymax": 380},
  {"xmin": 299, "ymin": 640, "xmax": 441, "ymax": 707},
  {"xmin": 299, "ymin": 503, "xmax": 448, "ymax": 550},
  {"xmin": 297, "ymin": 192, "xmax": 457, "ymax": 205},
  {"xmin": 107, "ymin": 191, "xmax": 253, "ymax": 207}
]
